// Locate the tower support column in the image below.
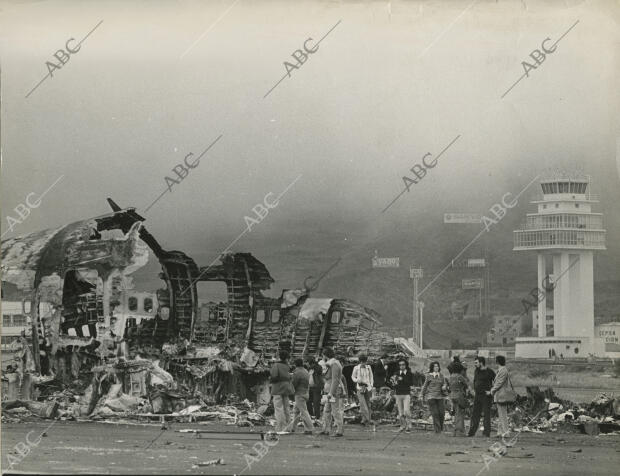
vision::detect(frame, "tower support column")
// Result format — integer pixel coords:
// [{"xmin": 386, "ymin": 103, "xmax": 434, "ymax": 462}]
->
[
  {"xmin": 552, "ymin": 254, "xmax": 563, "ymax": 336},
  {"xmin": 537, "ymin": 254, "xmax": 547, "ymax": 337}
]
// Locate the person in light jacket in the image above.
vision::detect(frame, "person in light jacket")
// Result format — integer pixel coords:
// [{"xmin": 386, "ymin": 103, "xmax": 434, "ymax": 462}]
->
[
  {"xmin": 488, "ymin": 355, "xmax": 511, "ymax": 437},
  {"xmin": 420, "ymin": 361, "xmax": 449, "ymax": 433},
  {"xmin": 287, "ymin": 358, "xmax": 314, "ymax": 434},
  {"xmin": 269, "ymin": 350, "xmax": 293, "ymax": 434},
  {"xmin": 351, "ymin": 354, "xmax": 374, "ymax": 425},
  {"xmin": 320, "ymin": 347, "xmax": 345, "ymax": 437}
]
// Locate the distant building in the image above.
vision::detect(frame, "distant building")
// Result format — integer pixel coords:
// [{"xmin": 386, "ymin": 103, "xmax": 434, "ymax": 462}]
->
[
  {"xmin": 486, "ymin": 315, "xmax": 525, "ymax": 346},
  {"xmin": 594, "ymin": 322, "xmax": 620, "ymax": 358},
  {"xmin": 532, "ymin": 309, "xmax": 554, "ymax": 337},
  {"xmin": 1, "ymin": 301, "xmax": 31, "ymax": 348}
]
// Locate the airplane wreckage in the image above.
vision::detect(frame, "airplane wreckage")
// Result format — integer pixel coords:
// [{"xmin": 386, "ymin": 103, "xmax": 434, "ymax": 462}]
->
[{"xmin": 1, "ymin": 200, "xmax": 413, "ymax": 409}]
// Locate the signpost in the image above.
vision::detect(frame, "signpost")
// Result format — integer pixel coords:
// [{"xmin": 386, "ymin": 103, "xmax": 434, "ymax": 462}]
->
[
  {"xmin": 372, "ymin": 257, "xmax": 400, "ymax": 268},
  {"xmin": 372, "ymin": 250, "xmax": 399, "ymax": 268},
  {"xmin": 444, "ymin": 213, "xmax": 482, "ymax": 224},
  {"xmin": 462, "ymin": 278, "xmax": 484, "ymax": 289},
  {"xmin": 467, "ymin": 258, "xmax": 486, "ymax": 268}
]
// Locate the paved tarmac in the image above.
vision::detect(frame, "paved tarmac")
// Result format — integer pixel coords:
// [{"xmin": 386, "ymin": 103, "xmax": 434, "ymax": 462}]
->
[{"xmin": 2, "ymin": 420, "xmax": 619, "ymax": 475}]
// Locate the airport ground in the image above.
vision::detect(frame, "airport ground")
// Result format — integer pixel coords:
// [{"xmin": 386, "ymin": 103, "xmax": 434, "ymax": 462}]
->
[{"xmin": 2, "ymin": 420, "xmax": 619, "ymax": 475}]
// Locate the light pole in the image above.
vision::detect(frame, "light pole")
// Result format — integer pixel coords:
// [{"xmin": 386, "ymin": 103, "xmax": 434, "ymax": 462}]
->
[
  {"xmin": 410, "ymin": 267, "xmax": 423, "ymax": 346},
  {"xmin": 419, "ymin": 301, "xmax": 425, "ymax": 349}
]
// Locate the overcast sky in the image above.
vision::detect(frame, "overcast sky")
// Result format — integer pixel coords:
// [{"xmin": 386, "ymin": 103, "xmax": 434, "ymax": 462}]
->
[{"xmin": 1, "ymin": 0, "xmax": 619, "ymax": 287}]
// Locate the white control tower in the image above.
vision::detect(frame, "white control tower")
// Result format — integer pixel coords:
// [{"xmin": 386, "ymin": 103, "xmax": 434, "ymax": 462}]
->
[{"xmin": 513, "ymin": 175, "xmax": 605, "ymax": 355}]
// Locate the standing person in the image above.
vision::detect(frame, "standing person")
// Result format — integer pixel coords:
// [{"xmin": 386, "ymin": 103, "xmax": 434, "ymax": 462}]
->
[
  {"xmin": 320, "ymin": 347, "xmax": 345, "ymax": 437},
  {"xmin": 488, "ymin": 355, "xmax": 515, "ymax": 437},
  {"xmin": 269, "ymin": 350, "xmax": 293, "ymax": 434},
  {"xmin": 467, "ymin": 356, "xmax": 495, "ymax": 437},
  {"xmin": 448, "ymin": 361, "xmax": 470, "ymax": 436},
  {"xmin": 306, "ymin": 356, "xmax": 324, "ymax": 420},
  {"xmin": 420, "ymin": 361, "xmax": 449, "ymax": 433},
  {"xmin": 372, "ymin": 354, "xmax": 388, "ymax": 397},
  {"xmin": 390, "ymin": 359, "xmax": 414, "ymax": 431},
  {"xmin": 351, "ymin": 355, "xmax": 374, "ymax": 425},
  {"xmin": 447, "ymin": 356, "xmax": 464, "ymax": 375},
  {"xmin": 287, "ymin": 358, "xmax": 314, "ymax": 434}
]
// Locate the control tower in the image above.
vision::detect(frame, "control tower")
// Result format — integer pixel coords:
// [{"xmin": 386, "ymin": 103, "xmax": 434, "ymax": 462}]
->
[{"xmin": 513, "ymin": 175, "xmax": 606, "ymax": 357}]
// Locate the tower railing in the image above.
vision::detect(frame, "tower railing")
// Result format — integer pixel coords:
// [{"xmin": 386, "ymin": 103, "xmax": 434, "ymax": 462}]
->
[{"xmin": 514, "ymin": 229, "xmax": 606, "ymax": 249}]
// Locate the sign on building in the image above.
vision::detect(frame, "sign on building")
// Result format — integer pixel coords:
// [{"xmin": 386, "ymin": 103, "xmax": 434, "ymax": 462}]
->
[
  {"xmin": 410, "ymin": 268, "xmax": 423, "ymax": 279},
  {"xmin": 467, "ymin": 258, "xmax": 486, "ymax": 268},
  {"xmin": 462, "ymin": 278, "xmax": 484, "ymax": 289},
  {"xmin": 444, "ymin": 213, "xmax": 482, "ymax": 224}
]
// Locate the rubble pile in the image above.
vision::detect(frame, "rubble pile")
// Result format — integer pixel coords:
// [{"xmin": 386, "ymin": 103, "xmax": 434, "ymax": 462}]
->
[{"xmin": 507, "ymin": 387, "xmax": 620, "ymax": 435}]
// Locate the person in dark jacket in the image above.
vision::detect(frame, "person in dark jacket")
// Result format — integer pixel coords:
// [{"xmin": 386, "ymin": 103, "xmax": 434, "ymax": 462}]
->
[
  {"xmin": 270, "ymin": 350, "xmax": 293, "ymax": 434},
  {"xmin": 467, "ymin": 355, "xmax": 495, "ymax": 437},
  {"xmin": 306, "ymin": 356, "xmax": 324, "ymax": 419},
  {"xmin": 389, "ymin": 359, "xmax": 414, "ymax": 431},
  {"xmin": 448, "ymin": 362, "xmax": 470, "ymax": 436},
  {"xmin": 447, "ymin": 356, "xmax": 464, "ymax": 375},
  {"xmin": 288, "ymin": 358, "xmax": 314, "ymax": 434},
  {"xmin": 372, "ymin": 354, "xmax": 389, "ymax": 396},
  {"xmin": 420, "ymin": 361, "xmax": 449, "ymax": 433}
]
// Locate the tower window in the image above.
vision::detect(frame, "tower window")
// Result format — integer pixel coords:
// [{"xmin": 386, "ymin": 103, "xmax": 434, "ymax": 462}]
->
[
  {"xmin": 555, "ymin": 204, "xmax": 559, "ymax": 208},
  {"xmin": 575, "ymin": 204, "xmax": 579, "ymax": 208}
]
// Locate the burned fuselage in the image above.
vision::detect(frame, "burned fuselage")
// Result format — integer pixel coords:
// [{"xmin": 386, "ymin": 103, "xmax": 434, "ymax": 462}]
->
[{"xmin": 1, "ymin": 205, "xmax": 394, "ymax": 380}]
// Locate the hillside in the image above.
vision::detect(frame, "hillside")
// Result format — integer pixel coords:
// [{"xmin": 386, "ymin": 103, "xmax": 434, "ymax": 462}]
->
[{"xmin": 133, "ymin": 220, "xmax": 620, "ymax": 350}]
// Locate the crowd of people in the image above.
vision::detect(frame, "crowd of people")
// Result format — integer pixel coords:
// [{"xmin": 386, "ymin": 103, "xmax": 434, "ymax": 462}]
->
[{"xmin": 269, "ymin": 349, "xmax": 516, "ymax": 437}]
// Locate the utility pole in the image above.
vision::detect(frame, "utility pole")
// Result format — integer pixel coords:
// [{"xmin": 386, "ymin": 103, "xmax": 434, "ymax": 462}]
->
[
  {"xmin": 419, "ymin": 301, "xmax": 425, "ymax": 349},
  {"xmin": 410, "ymin": 267, "xmax": 423, "ymax": 347}
]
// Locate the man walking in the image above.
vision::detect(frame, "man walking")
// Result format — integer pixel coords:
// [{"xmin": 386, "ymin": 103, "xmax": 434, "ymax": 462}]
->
[
  {"xmin": 288, "ymin": 358, "xmax": 314, "ymax": 434},
  {"xmin": 306, "ymin": 356, "xmax": 324, "ymax": 420},
  {"xmin": 269, "ymin": 350, "xmax": 293, "ymax": 434},
  {"xmin": 467, "ymin": 356, "xmax": 495, "ymax": 437},
  {"xmin": 320, "ymin": 347, "xmax": 345, "ymax": 437},
  {"xmin": 351, "ymin": 354, "xmax": 374, "ymax": 425}
]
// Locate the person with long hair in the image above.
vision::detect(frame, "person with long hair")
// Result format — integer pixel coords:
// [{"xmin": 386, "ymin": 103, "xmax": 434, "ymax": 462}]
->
[
  {"xmin": 448, "ymin": 359, "xmax": 470, "ymax": 436},
  {"xmin": 420, "ymin": 361, "xmax": 449, "ymax": 433}
]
